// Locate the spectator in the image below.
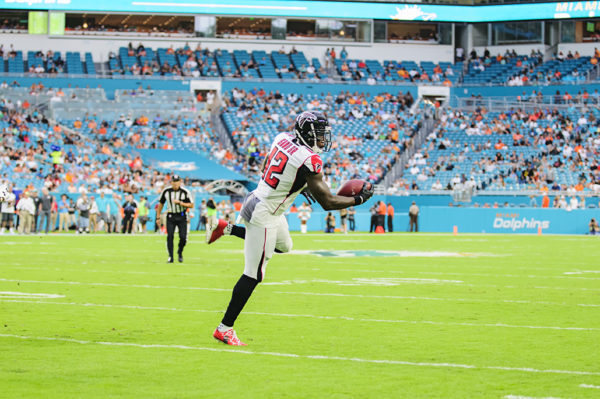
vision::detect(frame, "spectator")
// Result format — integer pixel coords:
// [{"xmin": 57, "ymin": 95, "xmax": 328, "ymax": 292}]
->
[
  {"xmin": 529, "ymin": 195, "xmax": 537, "ymax": 208},
  {"xmin": 409, "ymin": 201, "xmax": 419, "ymax": 232},
  {"xmin": 348, "ymin": 206, "xmax": 356, "ymax": 232},
  {"xmin": 89, "ymin": 195, "xmax": 98, "ymax": 233},
  {"xmin": 387, "ymin": 202, "xmax": 394, "ymax": 232},
  {"xmin": 369, "ymin": 203, "xmax": 378, "ymax": 233},
  {"xmin": 297, "ymin": 201, "xmax": 312, "ymax": 234},
  {"xmin": 325, "ymin": 211, "xmax": 335, "ymax": 233},
  {"xmin": 76, "ymin": 192, "xmax": 91, "ymax": 234},
  {"xmin": 38, "ymin": 188, "xmax": 54, "ymax": 234},
  {"xmin": 109, "ymin": 193, "xmax": 122, "ymax": 233},
  {"xmin": 57, "ymin": 194, "xmax": 70, "ymax": 232},
  {"xmin": 138, "ymin": 196, "xmax": 149, "ymax": 233},
  {"xmin": 339, "ymin": 208, "xmax": 348, "ymax": 234},
  {"xmin": 95, "ymin": 192, "xmax": 111, "ymax": 233},
  {"xmin": 16, "ymin": 191, "xmax": 35, "ymax": 234},
  {"xmin": 378, "ymin": 200, "xmax": 387, "ymax": 231},
  {"xmin": 590, "ymin": 218, "xmax": 599, "ymax": 235},
  {"xmin": 121, "ymin": 194, "xmax": 137, "ymax": 234},
  {"xmin": 31, "ymin": 190, "xmax": 40, "ymax": 233}
]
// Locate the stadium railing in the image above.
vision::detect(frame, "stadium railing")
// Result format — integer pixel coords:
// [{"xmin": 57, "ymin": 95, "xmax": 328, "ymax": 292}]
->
[{"xmin": 450, "ymin": 96, "xmax": 599, "ymax": 112}]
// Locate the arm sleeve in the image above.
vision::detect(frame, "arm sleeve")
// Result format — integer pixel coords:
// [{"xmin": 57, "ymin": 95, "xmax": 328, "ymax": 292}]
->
[
  {"xmin": 159, "ymin": 189, "xmax": 167, "ymax": 204},
  {"xmin": 302, "ymin": 154, "xmax": 323, "ymax": 175}
]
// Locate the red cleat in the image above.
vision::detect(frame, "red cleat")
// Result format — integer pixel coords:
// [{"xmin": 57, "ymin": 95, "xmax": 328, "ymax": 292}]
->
[
  {"xmin": 206, "ymin": 219, "xmax": 228, "ymax": 244},
  {"xmin": 213, "ymin": 328, "xmax": 247, "ymax": 346}
]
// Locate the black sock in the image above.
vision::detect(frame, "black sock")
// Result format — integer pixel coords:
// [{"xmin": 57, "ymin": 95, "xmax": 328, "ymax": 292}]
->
[
  {"xmin": 221, "ymin": 274, "xmax": 258, "ymax": 327},
  {"xmin": 274, "ymin": 248, "xmax": 283, "ymax": 253},
  {"xmin": 231, "ymin": 225, "xmax": 246, "ymax": 239}
]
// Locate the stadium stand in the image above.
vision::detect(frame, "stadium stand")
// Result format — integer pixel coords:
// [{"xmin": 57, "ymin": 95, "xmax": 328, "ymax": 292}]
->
[
  {"xmin": 398, "ymin": 105, "xmax": 600, "ymax": 194},
  {"xmin": 7, "ymin": 45, "xmax": 600, "ymax": 90},
  {"xmin": 221, "ymin": 88, "xmax": 420, "ymax": 188},
  {"xmin": 0, "ymin": 85, "xmax": 233, "ymax": 194}
]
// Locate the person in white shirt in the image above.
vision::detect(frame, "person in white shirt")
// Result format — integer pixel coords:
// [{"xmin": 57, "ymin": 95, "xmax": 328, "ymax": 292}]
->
[
  {"xmin": 297, "ymin": 202, "xmax": 312, "ymax": 234},
  {"xmin": 89, "ymin": 195, "xmax": 99, "ymax": 233},
  {"xmin": 558, "ymin": 196, "xmax": 568, "ymax": 209},
  {"xmin": 569, "ymin": 196, "xmax": 579, "ymax": 210},
  {"xmin": 1, "ymin": 183, "xmax": 16, "ymax": 234},
  {"xmin": 205, "ymin": 110, "xmax": 374, "ymax": 346},
  {"xmin": 76, "ymin": 192, "xmax": 91, "ymax": 234},
  {"xmin": 16, "ymin": 191, "xmax": 36, "ymax": 234}
]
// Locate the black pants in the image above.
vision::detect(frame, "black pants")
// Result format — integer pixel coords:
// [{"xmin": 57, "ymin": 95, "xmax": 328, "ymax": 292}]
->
[
  {"xmin": 387, "ymin": 215, "xmax": 393, "ymax": 232},
  {"xmin": 410, "ymin": 214, "xmax": 418, "ymax": 232},
  {"xmin": 349, "ymin": 218, "xmax": 355, "ymax": 231},
  {"xmin": 370, "ymin": 215, "xmax": 377, "ymax": 232},
  {"xmin": 378, "ymin": 215, "xmax": 386, "ymax": 231},
  {"xmin": 196, "ymin": 215, "xmax": 206, "ymax": 231},
  {"xmin": 167, "ymin": 213, "xmax": 187, "ymax": 257},
  {"xmin": 122, "ymin": 214, "xmax": 135, "ymax": 234},
  {"xmin": 40, "ymin": 211, "xmax": 52, "ymax": 233}
]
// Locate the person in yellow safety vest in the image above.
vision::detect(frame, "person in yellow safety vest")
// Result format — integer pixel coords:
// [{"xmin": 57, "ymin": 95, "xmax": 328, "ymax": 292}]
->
[{"xmin": 50, "ymin": 145, "xmax": 63, "ymax": 171}]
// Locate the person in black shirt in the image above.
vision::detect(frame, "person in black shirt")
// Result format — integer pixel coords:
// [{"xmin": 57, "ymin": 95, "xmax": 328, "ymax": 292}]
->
[
  {"xmin": 31, "ymin": 190, "xmax": 41, "ymax": 233},
  {"xmin": 156, "ymin": 175, "xmax": 194, "ymax": 263},
  {"xmin": 39, "ymin": 188, "xmax": 54, "ymax": 234},
  {"xmin": 121, "ymin": 194, "xmax": 137, "ymax": 234}
]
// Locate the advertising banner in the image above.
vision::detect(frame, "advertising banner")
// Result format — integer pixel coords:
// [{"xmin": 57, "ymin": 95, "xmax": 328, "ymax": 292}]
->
[{"xmin": 4, "ymin": 1, "xmax": 600, "ymax": 23}]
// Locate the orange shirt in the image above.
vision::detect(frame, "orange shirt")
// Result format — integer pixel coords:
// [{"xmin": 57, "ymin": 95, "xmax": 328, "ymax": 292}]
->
[
  {"xmin": 378, "ymin": 202, "xmax": 387, "ymax": 216},
  {"xmin": 387, "ymin": 204, "xmax": 394, "ymax": 217},
  {"xmin": 542, "ymin": 196, "xmax": 550, "ymax": 208}
]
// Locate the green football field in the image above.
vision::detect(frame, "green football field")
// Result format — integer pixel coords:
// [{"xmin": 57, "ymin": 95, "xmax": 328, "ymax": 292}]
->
[{"xmin": 1, "ymin": 233, "xmax": 599, "ymax": 398}]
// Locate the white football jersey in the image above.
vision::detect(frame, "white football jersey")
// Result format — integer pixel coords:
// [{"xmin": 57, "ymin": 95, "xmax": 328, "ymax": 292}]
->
[
  {"xmin": 253, "ymin": 132, "xmax": 323, "ymax": 217},
  {"xmin": 298, "ymin": 203, "xmax": 312, "ymax": 221},
  {"xmin": 0, "ymin": 192, "xmax": 16, "ymax": 213}
]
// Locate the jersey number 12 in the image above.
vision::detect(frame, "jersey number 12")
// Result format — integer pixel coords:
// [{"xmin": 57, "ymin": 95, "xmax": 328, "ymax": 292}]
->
[{"xmin": 262, "ymin": 148, "xmax": 289, "ymax": 189}]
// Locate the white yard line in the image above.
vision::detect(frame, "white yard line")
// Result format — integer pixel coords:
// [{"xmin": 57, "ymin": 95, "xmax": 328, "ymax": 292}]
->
[
  {"xmin": 565, "ymin": 271, "xmax": 600, "ymax": 275},
  {"xmin": 504, "ymin": 396, "xmax": 567, "ymax": 399},
  {"xmin": 5, "ymin": 265, "xmax": 223, "ymax": 278},
  {"xmin": 1, "ymin": 277, "xmax": 599, "ymax": 307},
  {"xmin": 0, "ymin": 278, "xmax": 229, "ymax": 292},
  {"xmin": 1, "ymin": 299, "xmax": 598, "ymax": 332},
  {"xmin": 274, "ymin": 291, "xmax": 600, "ymax": 308},
  {"xmin": 0, "ymin": 292, "xmax": 65, "ymax": 299},
  {"xmin": 580, "ymin": 384, "xmax": 600, "ymax": 389},
  {"xmin": 308, "ymin": 267, "xmax": 600, "ymax": 282},
  {"xmin": 5, "ymin": 265, "xmax": 600, "ymax": 292},
  {"xmin": 1, "ymin": 333, "xmax": 598, "ymax": 376}
]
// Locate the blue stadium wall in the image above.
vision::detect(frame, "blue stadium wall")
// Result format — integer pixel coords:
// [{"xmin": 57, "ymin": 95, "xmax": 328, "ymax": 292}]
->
[
  {"xmin": 38, "ymin": 193, "xmax": 598, "ymax": 234},
  {"xmin": 6, "ymin": 76, "xmax": 600, "ymax": 100}
]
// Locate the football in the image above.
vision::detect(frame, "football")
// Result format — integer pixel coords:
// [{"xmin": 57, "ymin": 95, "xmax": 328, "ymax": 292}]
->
[{"xmin": 337, "ymin": 179, "xmax": 371, "ymax": 197}]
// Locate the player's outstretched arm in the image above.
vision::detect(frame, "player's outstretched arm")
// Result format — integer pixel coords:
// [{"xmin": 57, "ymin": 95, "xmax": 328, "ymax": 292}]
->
[{"xmin": 306, "ymin": 173, "xmax": 373, "ymax": 211}]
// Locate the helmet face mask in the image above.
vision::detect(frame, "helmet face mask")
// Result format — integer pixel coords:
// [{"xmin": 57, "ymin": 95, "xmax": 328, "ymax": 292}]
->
[{"xmin": 294, "ymin": 111, "xmax": 332, "ymax": 154}]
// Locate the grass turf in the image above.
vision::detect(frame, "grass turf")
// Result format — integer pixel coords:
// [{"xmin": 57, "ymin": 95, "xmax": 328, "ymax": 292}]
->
[{"xmin": 0, "ymin": 233, "xmax": 599, "ymax": 398}]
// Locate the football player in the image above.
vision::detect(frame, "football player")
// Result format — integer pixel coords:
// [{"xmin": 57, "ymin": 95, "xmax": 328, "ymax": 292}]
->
[{"xmin": 207, "ymin": 111, "xmax": 374, "ymax": 346}]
